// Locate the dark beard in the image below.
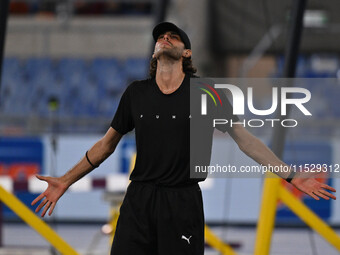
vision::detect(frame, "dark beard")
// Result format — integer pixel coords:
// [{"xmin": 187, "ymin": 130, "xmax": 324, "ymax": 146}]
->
[{"xmin": 155, "ymin": 48, "xmax": 182, "ymax": 60}]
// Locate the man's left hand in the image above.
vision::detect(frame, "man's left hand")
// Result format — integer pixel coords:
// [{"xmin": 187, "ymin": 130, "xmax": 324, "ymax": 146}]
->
[{"xmin": 291, "ymin": 178, "xmax": 336, "ymax": 200}]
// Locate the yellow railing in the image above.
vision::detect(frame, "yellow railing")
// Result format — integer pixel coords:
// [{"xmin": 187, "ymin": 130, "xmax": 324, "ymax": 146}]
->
[
  {"xmin": 0, "ymin": 185, "xmax": 79, "ymax": 255},
  {"xmin": 254, "ymin": 173, "xmax": 340, "ymax": 255},
  {"xmin": 205, "ymin": 225, "xmax": 237, "ymax": 255}
]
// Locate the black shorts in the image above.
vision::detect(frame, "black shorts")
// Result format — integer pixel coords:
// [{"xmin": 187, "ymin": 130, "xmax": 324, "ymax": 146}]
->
[{"xmin": 110, "ymin": 181, "xmax": 205, "ymax": 255}]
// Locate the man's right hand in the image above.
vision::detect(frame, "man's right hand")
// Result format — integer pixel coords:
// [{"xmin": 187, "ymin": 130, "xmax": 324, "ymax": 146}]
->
[
  {"xmin": 30, "ymin": 128, "xmax": 122, "ymax": 217},
  {"xmin": 31, "ymin": 175, "xmax": 68, "ymax": 217}
]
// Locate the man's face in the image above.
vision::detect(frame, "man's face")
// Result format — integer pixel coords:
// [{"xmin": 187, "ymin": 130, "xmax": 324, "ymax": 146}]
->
[{"xmin": 153, "ymin": 31, "xmax": 189, "ymax": 60}]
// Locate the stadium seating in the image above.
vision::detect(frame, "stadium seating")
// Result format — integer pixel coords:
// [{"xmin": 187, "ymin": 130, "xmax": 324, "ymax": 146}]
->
[
  {"xmin": 1, "ymin": 56, "xmax": 339, "ymax": 124},
  {"xmin": 1, "ymin": 57, "xmax": 146, "ymax": 119}
]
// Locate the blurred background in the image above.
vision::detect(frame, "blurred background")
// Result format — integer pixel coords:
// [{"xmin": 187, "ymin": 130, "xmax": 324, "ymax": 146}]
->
[{"xmin": 0, "ymin": 0, "xmax": 340, "ymax": 254}]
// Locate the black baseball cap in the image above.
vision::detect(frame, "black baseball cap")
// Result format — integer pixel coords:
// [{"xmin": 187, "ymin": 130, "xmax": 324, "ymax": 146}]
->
[{"xmin": 152, "ymin": 22, "xmax": 191, "ymax": 49}]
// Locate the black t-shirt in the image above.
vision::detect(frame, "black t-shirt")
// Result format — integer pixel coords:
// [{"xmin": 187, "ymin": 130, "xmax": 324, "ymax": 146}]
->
[{"xmin": 111, "ymin": 75, "xmax": 238, "ymax": 186}]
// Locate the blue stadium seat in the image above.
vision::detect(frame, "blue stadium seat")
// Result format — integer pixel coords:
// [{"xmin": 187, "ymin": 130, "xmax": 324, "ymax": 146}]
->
[
  {"xmin": 2, "ymin": 57, "xmax": 21, "ymax": 75},
  {"xmin": 24, "ymin": 58, "xmax": 53, "ymax": 77},
  {"xmin": 91, "ymin": 58, "xmax": 121, "ymax": 78},
  {"xmin": 1, "ymin": 57, "xmax": 137, "ymax": 119},
  {"xmin": 58, "ymin": 58, "xmax": 86, "ymax": 72},
  {"xmin": 90, "ymin": 58, "xmax": 127, "ymax": 97},
  {"xmin": 57, "ymin": 58, "xmax": 88, "ymax": 86},
  {"xmin": 124, "ymin": 57, "xmax": 149, "ymax": 80}
]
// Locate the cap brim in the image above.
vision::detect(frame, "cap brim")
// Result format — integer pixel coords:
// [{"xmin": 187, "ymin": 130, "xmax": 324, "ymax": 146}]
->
[{"xmin": 153, "ymin": 22, "xmax": 181, "ymax": 42}]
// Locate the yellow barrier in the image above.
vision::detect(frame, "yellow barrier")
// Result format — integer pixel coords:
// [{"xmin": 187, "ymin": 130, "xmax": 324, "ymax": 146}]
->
[
  {"xmin": 280, "ymin": 186, "xmax": 340, "ymax": 251},
  {"xmin": 205, "ymin": 225, "xmax": 237, "ymax": 255},
  {"xmin": 254, "ymin": 173, "xmax": 281, "ymax": 255},
  {"xmin": 254, "ymin": 173, "xmax": 340, "ymax": 255},
  {"xmin": 0, "ymin": 185, "xmax": 79, "ymax": 255}
]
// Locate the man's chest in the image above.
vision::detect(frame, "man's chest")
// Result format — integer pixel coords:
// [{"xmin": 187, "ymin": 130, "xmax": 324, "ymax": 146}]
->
[{"xmin": 131, "ymin": 95, "xmax": 190, "ymax": 131}]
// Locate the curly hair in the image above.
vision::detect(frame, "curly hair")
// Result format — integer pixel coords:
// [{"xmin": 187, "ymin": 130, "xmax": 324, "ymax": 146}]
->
[{"xmin": 149, "ymin": 57, "xmax": 197, "ymax": 78}]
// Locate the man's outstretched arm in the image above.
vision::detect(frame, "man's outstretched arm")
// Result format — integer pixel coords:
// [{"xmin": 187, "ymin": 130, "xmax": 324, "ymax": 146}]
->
[
  {"xmin": 229, "ymin": 124, "xmax": 336, "ymax": 200},
  {"xmin": 31, "ymin": 127, "xmax": 123, "ymax": 217}
]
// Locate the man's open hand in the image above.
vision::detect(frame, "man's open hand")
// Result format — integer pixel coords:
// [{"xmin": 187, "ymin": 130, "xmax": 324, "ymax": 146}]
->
[
  {"xmin": 31, "ymin": 175, "xmax": 68, "ymax": 217},
  {"xmin": 291, "ymin": 178, "xmax": 336, "ymax": 200}
]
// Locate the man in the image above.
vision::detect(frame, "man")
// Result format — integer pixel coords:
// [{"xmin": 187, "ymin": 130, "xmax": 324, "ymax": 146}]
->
[{"xmin": 32, "ymin": 22, "xmax": 336, "ymax": 255}]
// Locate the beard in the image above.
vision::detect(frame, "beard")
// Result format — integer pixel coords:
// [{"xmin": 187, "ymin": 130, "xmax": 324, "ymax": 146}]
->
[{"xmin": 154, "ymin": 47, "xmax": 183, "ymax": 61}]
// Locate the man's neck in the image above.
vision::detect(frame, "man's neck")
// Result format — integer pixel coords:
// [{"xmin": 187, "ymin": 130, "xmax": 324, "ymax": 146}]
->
[{"xmin": 155, "ymin": 57, "xmax": 185, "ymax": 94}]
